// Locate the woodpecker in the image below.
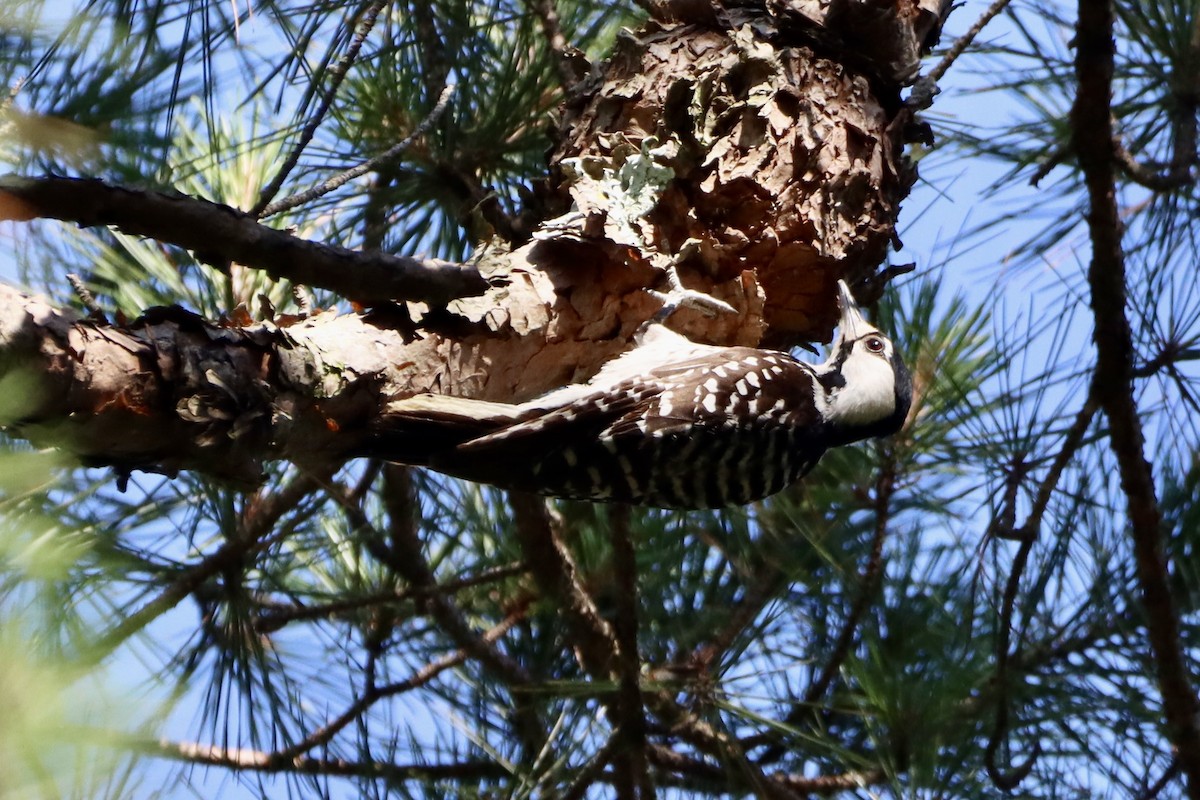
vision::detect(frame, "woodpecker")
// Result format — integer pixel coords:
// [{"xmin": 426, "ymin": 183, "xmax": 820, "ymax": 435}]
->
[{"xmin": 382, "ymin": 280, "xmax": 911, "ymax": 509}]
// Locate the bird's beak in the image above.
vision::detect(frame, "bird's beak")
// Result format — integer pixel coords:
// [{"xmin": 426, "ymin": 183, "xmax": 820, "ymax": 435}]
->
[{"xmin": 836, "ymin": 280, "xmax": 873, "ymax": 341}]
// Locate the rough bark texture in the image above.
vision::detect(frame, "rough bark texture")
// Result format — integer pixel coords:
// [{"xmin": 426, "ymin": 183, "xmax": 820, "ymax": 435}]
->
[
  {"xmin": 544, "ymin": 14, "xmax": 935, "ymax": 348},
  {"xmin": 0, "ymin": 2, "xmax": 950, "ymax": 481}
]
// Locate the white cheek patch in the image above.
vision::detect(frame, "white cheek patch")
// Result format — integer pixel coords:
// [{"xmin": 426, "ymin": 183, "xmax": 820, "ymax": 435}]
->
[{"xmin": 825, "ymin": 354, "xmax": 896, "ymax": 426}]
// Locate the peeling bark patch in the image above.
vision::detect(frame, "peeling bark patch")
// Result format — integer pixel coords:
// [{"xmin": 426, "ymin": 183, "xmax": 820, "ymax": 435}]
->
[{"xmin": 552, "ymin": 21, "xmax": 913, "ymax": 345}]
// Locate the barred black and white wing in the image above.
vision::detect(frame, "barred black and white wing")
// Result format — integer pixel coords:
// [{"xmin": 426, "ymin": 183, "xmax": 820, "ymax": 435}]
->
[{"xmin": 386, "ymin": 346, "xmax": 830, "ymax": 508}]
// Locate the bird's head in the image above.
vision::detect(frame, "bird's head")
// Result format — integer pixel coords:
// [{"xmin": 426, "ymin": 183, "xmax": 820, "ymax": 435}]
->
[{"xmin": 816, "ymin": 280, "xmax": 913, "ymax": 441}]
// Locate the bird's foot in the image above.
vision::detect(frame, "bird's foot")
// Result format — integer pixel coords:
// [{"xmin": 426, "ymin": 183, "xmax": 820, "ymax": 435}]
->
[{"xmin": 645, "ymin": 240, "xmax": 736, "ymax": 325}]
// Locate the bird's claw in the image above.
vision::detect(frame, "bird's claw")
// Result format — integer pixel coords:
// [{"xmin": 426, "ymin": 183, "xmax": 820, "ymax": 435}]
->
[{"xmin": 647, "ymin": 259, "xmax": 736, "ymax": 324}]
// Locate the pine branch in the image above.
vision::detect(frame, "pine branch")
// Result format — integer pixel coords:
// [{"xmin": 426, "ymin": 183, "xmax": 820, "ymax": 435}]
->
[
  {"xmin": 685, "ymin": 561, "xmax": 785, "ymax": 672},
  {"xmin": 1140, "ymin": 759, "xmax": 1182, "ymax": 800},
  {"xmin": 983, "ymin": 530, "xmax": 1040, "ymax": 790},
  {"xmin": 509, "ymin": 492, "xmax": 620, "ymax": 676},
  {"xmin": 149, "ymin": 739, "xmax": 509, "ymax": 782},
  {"xmin": 0, "ymin": 175, "xmax": 489, "ymax": 305},
  {"xmin": 269, "ymin": 607, "xmax": 528, "ymax": 763},
  {"xmin": 906, "ymin": 0, "xmax": 1015, "ymax": 111},
  {"xmin": 1013, "ymin": 378, "xmax": 1101, "ymax": 540},
  {"xmin": 1073, "ymin": 0, "xmax": 1200, "ymax": 793},
  {"xmin": 253, "ymin": 562, "xmax": 524, "ymax": 633},
  {"xmin": 0, "ymin": 284, "xmax": 603, "ymax": 482},
  {"xmin": 805, "ymin": 459, "xmax": 895, "ymax": 704},
  {"xmin": 754, "ymin": 456, "xmax": 897, "ymax": 764},
  {"xmin": 561, "ymin": 733, "xmax": 622, "ymax": 800},
  {"xmin": 1111, "ymin": 8, "xmax": 1199, "ymax": 193},
  {"xmin": 1114, "ymin": 143, "xmax": 1195, "ymax": 191},
  {"xmin": 507, "ymin": 496, "xmax": 779, "ymax": 795},
  {"xmin": 368, "ymin": 466, "xmax": 534, "ymax": 688},
  {"xmin": 647, "ymin": 745, "xmax": 881, "ymax": 797},
  {"xmin": 252, "ymin": 0, "xmax": 388, "ymax": 216},
  {"xmin": 258, "ymin": 83, "xmax": 457, "ymax": 219},
  {"xmin": 95, "ymin": 469, "xmax": 326, "ymax": 657},
  {"xmin": 609, "ymin": 505, "xmax": 653, "ymax": 799},
  {"xmin": 643, "ymin": 690, "xmax": 786, "ymax": 798}
]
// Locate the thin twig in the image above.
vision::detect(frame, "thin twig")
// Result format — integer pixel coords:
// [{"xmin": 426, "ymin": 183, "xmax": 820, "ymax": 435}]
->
[
  {"xmin": 687, "ymin": 561, "xmax": 785, "ymax": 671},
  {"xmin": 66, "ymin": 273, "xmax": 106, "ymax": 320},
  {"xmin": 445, "ymin": 160, "xmax": 523, "ymax": 242},
  {"xmin": 976, "ymin": 383, "xmax": 1102, "ymax": 787},
  {"xmin": 773, "ymin": 767, "xmax": 887, "ymax": 794},
  {"xmin": 95, "ymin": 470, "xmax": 326, "ymax": 657},
  {"xmin": 561, "ymin": 732, "xmax": 622, "ymax": 800},
  {"xmin": 754, "ymin": 458, "xmax": 897, "ymax": 764},
  {"xmin": 983, "ymin": 532, "xmax": 1041, "ymax": 790},
  {"xmin": 905, "ymin": 0, "xmax": 1015, "ymax": 111},
  {"xmin": 410, "ymin": 3, "xmax": 451, "ymax": 102},
  {"xmin": 271, "ymin": 606, "xmax": 528, "ymax": 762},
  {"xmin": 1139, "ymin": 758, "xmax": 1181, "ymax": 800},
  {"xmin": 338, "ymin": 467, "xmax": 545, "ymax": 758},
  {"xmin": 1113, "ymin": 5, "xmax": 1200, "ymax": 192},
  {"xmin": 1013, "ymin": 379, "xmax": 1100, "ymax": 540},
  {"xmin": 648, "ymin": 745, "xmax": 878, "ymax": 797},
  {"xmin": 643, "ymin": 690, "xmax": 786, "ymax": 798},
  {"xmin": 253, "ymin": 562, "xmax": 525, "ymax": 632},
  {"xmin": 252, "ymin": 0, "xmax": 388, "ymax": 216},
  {"xmin": 350, "ymin": 458, "xmax": 385, "ymax": 505},
  {"xmin": 1114, "ymin": 143, "xmax": 1195, "ymax": 191},
  {"xmin": 360, "ymin": 466, "xmax": 533, "ymax": 687},
  {"xmin": 258, "ymin": 84, "xmax": 457, "ymax": 219},
  {"xmin": 1134, "ymin": 342, "xmax": 1200, "ymax": 378},
  {"xmin": 805, "ymin": 460, "xmax": 895, "ymax": 705},
  {"xmin": 291, "ymin": 284, "xmax": 313, "ymax": 314}
]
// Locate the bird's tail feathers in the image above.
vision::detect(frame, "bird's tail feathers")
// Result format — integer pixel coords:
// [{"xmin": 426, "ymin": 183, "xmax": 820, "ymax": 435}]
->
[
  {"xmin": 370, "ymin": 394, "xmax": 526, "ymax": 465},
  {"xmin": 386, "ymin": 393, "xmax": 525, "ymax": 425}
]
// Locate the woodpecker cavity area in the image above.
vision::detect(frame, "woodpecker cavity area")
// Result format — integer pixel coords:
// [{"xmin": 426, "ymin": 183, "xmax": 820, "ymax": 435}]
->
[{"xmin": 381, "ymin": 281, "xmax": 911, "ymax": 509}]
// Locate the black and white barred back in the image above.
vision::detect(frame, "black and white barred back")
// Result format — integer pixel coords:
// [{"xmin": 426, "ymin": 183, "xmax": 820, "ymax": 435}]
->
[{"xmin": 382, "ymin": 281, "xmax": 911, "ymax": 509}]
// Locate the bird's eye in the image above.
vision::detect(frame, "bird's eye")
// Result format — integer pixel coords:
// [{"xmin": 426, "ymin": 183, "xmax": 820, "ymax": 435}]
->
[{"xmin": 864, "ymin": 337, "xmax": 886, "ymax": 354}]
